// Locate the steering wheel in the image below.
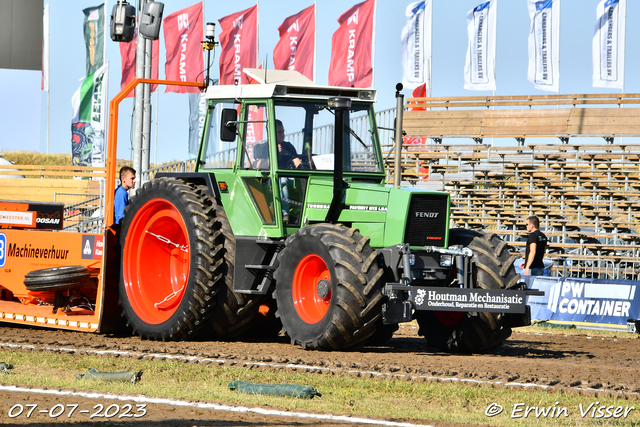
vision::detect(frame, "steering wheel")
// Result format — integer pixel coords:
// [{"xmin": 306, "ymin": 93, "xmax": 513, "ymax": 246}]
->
[{"xmin": 288, "ymin": 158, "xmax": 311, "ymax": 170}]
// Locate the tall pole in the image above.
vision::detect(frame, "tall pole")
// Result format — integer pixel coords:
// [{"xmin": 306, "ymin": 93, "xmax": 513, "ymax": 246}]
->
[
  {"xmin": 393, "ymin": 85, "xmax": 404, "ymax": 188},
  {"xmin": 103, "ymin": 0, "xmax": 110, "ymax": 168},
  {"xmin": 313, "ymin": 2, "xmax": 317, "ymax": 82},
  {"xmin": 132, "ymin": 0, "xmax": 145, "ymax": 189},
  {"xmin": 45, "ymin": 3, "xmax": 50, "ymax": 153},
  {"xmin": 371, "ymin": 0, "xmax": 377, "ymax": 88},
  {"xmin": 428, "ymin": 0, "xmax": 432, "ymax": 97},
  {"xmin": 142, "ymin": 36, "xmax": 152, "ymax": 174}
]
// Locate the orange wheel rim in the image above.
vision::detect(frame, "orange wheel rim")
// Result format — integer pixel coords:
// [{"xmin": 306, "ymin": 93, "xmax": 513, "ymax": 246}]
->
[
  {"xmin": 292, "ymin": 254, "xmax": 331, "ymax": 324},
  {"xmin": 122, "ymin": 198, "xmax": 190, "ymax": 324}
]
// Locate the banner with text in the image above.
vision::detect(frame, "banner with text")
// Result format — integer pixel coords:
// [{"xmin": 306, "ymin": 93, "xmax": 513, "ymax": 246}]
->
[
  {"xmin": 119, "ymin": 30, "xmax": 159, "ymax": 98},
  {"xmin": 528, "ymin": 277, "xmax": 640, "ymax": 327},
  {"xmin": 83, "ymin": 4, "xmax": 105, "ymax": 76},
  {"xmin": 273, "ymin": 4, "xmax": 316, "ymax": 81},
  {"xmin": 188, "ymin": 92, "xmax": 207, "ymax": 156},
  {"xmin": 219, "ymin": 5, "xmax": 258, "ymax": 85},
  {"xmin": 527, "ymin": 0, "xmax": 560, "ymax": 92},
  {"xmin": 164, "ymin": 2, "xmax": 203, "ymax": 93},
  {"xmin": 593, "ymin": 0, "xmax": 626, "ymax": 89},
  {"xmin": 464, "ymin": 0, "xmax": 497, "ymax": 91},
  {"xmin": 71, "ymin": 65, "xmax": 107, "ymax": 167},
  {"xmin": 328, "ymin": 0, "xmax": 376, "ymax": 88},
  {"xmin": 400, "ymin": 0, "xmax": 431, "ymax": 91}
]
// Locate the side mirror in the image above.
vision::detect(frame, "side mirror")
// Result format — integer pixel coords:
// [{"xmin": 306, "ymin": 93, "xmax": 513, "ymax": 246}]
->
[
  {"xmin": 110, "ymin": 2, "xmax": 136, "ymax": 42},
  {"xmin": 220, "ymin": 109, "xmax": 238, "ymax": 142},
  {"xmin": 139, "ymin": 2, "xmax": 164, "ymax": 40}
]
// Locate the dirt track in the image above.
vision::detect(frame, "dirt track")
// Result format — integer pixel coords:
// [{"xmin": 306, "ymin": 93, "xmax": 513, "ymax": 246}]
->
[{"xmin": 0, "ymin": 322, "xmax": 638, "ymax": 426}]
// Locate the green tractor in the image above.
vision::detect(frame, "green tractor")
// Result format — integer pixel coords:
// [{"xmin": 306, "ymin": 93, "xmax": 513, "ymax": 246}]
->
[{"xmin": 119, "ymin": 69, "xmax": 537, "ymax": 352}]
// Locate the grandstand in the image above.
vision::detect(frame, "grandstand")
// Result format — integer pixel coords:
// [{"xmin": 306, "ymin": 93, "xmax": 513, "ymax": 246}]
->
[{"xmin": 395, "ymin": 93, "xmax": 640, "ymax": 280}]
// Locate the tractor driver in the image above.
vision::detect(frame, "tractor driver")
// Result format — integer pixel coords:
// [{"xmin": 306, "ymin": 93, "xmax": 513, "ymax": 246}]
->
[{"xmin": 275, "ymin": 120, "xmax": 302, "ymax": 169}]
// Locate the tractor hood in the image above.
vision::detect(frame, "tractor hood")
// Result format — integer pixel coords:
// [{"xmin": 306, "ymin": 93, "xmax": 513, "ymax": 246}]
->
[{"xmin": 304, "ymin": 177, "xmax": 450, "ymax": 248}]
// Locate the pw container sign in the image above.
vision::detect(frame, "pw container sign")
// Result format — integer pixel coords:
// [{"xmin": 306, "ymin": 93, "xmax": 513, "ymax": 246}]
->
[{"xmin": 527, "ymin": 277, "xmax": 640, "ymax": 328}]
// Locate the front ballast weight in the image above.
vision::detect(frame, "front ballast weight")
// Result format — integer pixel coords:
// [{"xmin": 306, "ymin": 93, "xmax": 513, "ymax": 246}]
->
[{"xmin": 381, "ymin": 241, "xmax": 541, "ymax": 326}]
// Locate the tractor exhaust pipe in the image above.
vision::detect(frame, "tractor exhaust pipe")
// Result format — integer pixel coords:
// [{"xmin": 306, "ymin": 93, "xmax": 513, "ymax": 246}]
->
[
  {"xmin": 325, "ymin": 97, "xmax": 351, "ymax": 224},
  {"xmin": 394, "ymin": 83, "xmax": 404, "ymax": 189}
]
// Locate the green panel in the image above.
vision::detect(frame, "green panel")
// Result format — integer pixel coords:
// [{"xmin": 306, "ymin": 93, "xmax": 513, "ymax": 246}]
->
[
  {"xmin": 344, "ymin": 184, "xmax": 389, "ymax": 206},
  {"xmin": 338, "ymin": 210, "xmax": 387, "ymax": 223},
  {"xmin": 383, "ymin": 188, "xmax": 412, "ymax": 246},
  {"xmin": 352, "ymin": 222, "xmax": 385, "ymax": 248}
]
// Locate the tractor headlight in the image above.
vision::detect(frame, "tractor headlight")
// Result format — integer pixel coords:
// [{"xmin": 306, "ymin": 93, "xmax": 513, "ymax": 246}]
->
[{"xmin": 439, "ymin": 254, "xmax": 453, "ymax": 267}]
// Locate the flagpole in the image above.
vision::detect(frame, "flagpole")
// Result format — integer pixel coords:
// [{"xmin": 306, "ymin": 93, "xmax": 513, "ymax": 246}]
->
[
  {"xmin": 154, "ymin": 88, "xmax": 159, "ymax": 165},
  {"xmin": 622, "ymin": 0, "xmax": 626, "ymax": 95},
  {"xmin": 313, "ymin": 1, "xmax": 317, "ymax": 82},
  {"xmin": 46, "ymin": 3, "xmax": 50, "ymax": 154},
  {"xmin": 103, "ymin": 0, "xmax": 109, "ymax": 167},
  {"xmin": 370, "ymin": 0, "xmax": 377, "ymax": 88},
  {"xmin": 202, "ymin": 0, "xmax": 205, "ymax": 84},
  {"xmin": 256, "ymin": 0, "xmax": 260, "ymax": 73},
  {"xmin": 428, "ymin": 0, "xmax": 432, "ymax": 97}
]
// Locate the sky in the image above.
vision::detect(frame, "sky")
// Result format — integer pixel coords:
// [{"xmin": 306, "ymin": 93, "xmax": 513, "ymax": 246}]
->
[{"xmin": 1, "ymin": 0, "xmax": 640, "ymax": 165}]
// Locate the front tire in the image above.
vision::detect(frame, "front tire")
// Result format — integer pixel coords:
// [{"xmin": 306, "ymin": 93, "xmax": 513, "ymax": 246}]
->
[
  {"xmin": 274, "ymin": 224, "xmax": 384, "ymax": 350},
  {"xmin": 119, "ymin": 178, "xmax": 219, "ymax": 340},
  {"xmin": 415, "ymin": 228, "xmax": 520, "ymax": 353}
]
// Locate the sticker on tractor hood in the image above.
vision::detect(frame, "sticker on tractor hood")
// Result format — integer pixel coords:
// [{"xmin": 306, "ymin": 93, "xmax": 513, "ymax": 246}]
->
[
  {"xmin": 411, "ymin": 286, "xmax": 528, "ymax": 314},
  {"xmin": 347, "ymin": 205, "xmax": 387, "ymax": 212},
  {"xmin": 305, "ymin": 203, "xmax": 387, "ymax": 212}
]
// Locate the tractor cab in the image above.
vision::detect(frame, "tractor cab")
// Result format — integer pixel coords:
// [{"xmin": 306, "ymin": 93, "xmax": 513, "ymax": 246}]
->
[{"xmin": 196, "ymin": 69, "xmax": 384, "ymax": 235}]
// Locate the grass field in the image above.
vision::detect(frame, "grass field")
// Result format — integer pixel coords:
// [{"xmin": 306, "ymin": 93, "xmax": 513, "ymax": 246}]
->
[{"xmin": 0, "ymin": 333, "xmax": 637, "ymax": 426}]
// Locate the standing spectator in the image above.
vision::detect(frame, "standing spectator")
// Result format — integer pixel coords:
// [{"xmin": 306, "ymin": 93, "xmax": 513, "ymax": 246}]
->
[
  {"xmin": 114, "ymin": 166, "xmax": 136, "ymax": 225},
  {"xmin": 524, "ymin": 215, "xmax": 548, "ymax": 276}
]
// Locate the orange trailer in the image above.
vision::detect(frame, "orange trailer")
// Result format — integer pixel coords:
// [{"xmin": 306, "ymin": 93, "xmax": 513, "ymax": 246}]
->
[{"xmin": 0, "ymin": 79, "xmax": 201, "ymax": 333}]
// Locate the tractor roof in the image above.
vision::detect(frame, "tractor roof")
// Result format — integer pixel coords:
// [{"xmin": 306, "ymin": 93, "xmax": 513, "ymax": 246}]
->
[{"xmin": 204, "ymin": 68, "xmax": 376, "ymax": 103}]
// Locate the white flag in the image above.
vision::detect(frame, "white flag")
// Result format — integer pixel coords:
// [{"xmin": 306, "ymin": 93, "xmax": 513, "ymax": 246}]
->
[
  {"xmin": 464, "ymin": 0, "xmax": 497, "ymax": 91},
  {"xmin": 401, "ymin": 0, "xmax": 432, "ymax": 90},
  {"xmin": 527, "ymin": 0, "xmax": 560, "ymax": 92},
  {"xmin": 593, "ymin": 0, "xmax": 626, "ymax": 89}
]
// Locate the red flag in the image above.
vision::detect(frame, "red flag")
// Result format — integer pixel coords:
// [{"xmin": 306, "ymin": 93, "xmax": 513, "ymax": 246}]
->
[
  {"xmin": 404, "ymin": 83, "xmax": 427, "ymax": 144},
  {"xmin": 242, "ymin": 66, "xmax": 264, "ymax": 147},
  {"xmin": 404, "ymin": 83, "xmax": 429, "ymax": 180},
  {"xmin": 163, "ymin": 2, "xmax": 203, "ymax": 93},
  {"xmin": 273, "ymin": 4, "xmax": 315, "ymax": 81},
  {"xmin": 218, "ymin": 5, "xmax": 258, "ymax": 85},
  {"xmin": 119, "ymin": 32, "xmax": 159, "ymax": 98},
  {"xmin": 328, "ymin": 0, "xmax": 375, "ymax": 88}
]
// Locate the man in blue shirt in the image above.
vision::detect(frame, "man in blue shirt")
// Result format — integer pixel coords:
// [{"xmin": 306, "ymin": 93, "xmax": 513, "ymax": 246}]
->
[{"xmin": 114, "ymin": 166, "xmax": 136, "ymax": 224}]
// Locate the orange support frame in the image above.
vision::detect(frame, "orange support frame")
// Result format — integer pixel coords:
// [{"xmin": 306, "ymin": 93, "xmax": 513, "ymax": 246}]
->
[{"xmin": 105, "ymin": 79, "xmax": 204, "ymax": 227}]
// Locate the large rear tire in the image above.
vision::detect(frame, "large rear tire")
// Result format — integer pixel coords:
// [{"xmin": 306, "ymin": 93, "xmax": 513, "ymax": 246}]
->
[
  {"xmin": 119, "ymin": 178, "xmax": 219, "ymax": 341},
  {"xmin": 415, "ymin": 228, "xmax": 520, "ymax": 353},
  {"xmin": 274, "ymin": 224, "xmax": 384, "ymax": 350}
]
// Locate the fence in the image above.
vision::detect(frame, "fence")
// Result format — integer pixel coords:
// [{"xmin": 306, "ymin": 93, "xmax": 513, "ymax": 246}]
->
[{"xmin": 54, "ymin": 181, "xmax": 105, "ymax": 234}]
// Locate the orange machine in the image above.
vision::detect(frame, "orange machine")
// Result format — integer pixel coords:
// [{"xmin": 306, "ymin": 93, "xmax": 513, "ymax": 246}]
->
[{"xmin": 0, "ymin": 79, "xmax": 202, "ymax": 333}]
